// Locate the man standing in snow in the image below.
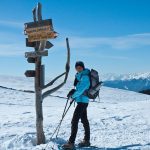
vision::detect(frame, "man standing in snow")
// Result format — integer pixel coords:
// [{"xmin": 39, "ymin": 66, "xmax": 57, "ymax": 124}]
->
[{"xmin": 63, "ymin": 61, "xmax": 91, "ymax": 149}]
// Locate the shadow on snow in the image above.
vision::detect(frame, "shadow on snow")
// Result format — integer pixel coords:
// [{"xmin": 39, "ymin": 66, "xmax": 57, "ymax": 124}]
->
[{"xmin": 48, "ymin": 138, "xmax": 150, "ymax": 150}]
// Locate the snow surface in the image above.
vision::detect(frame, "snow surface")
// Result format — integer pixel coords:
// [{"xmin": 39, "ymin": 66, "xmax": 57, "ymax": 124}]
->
[{"xmin": 0, "ymin": 75, "xmax": 150, "ymax": 150}]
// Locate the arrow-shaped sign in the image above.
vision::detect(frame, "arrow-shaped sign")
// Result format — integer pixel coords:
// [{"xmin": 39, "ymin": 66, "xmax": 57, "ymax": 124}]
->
[
  {"xmin": 27, "ymin": 57, "xmax": 36, "ymax": 63},
  {"xmin": 25, "ymin": 70, "xmax": 36, "ymax": 77},
  {"xmin": 45, "ymin": 41, "xmax": 53, "ymax": 49},
  {"xmin": 26, "ymin": 38, "xmax": 53, "ymax": 49},
  {"xmin": 25, "ymin": 50, "xmax": 48, "ymax": 58}
]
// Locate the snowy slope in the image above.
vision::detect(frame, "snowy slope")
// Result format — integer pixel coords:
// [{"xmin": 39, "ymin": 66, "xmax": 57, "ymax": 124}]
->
[
  {"xmin": 102, "ymin": 72, "xmax": 150, "ymax": 92},
  {"xmin": 0, "ymin": 75, "xmax": 150, "ymax": 150},
  {"xmin": 102, "ymin": 72, "xmax": 150, "ymax": 81}
]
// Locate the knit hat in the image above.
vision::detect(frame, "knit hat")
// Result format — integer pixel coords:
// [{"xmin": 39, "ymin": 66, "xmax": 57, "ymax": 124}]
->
[{"xmin": 75, "ymin": 61, "xmax": 85, "ymax": 69}]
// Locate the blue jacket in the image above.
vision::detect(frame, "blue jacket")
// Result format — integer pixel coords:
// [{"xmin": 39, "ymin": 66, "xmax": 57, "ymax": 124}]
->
[{"xmin": 71, "ymin": 68, "xmax": 90, "ymax": 103}]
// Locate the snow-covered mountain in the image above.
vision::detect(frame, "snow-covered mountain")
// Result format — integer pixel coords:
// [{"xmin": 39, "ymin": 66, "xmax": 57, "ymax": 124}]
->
[
  {"xmin": 102, "ymin": 72, "xmax": 150, "ymax": 92},
  {"xmin": 0, "ymin": 75, "xmax": 150, "ymax": 150}
]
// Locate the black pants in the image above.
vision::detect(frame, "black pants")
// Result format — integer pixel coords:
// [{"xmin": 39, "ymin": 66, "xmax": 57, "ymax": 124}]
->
[{"xmin": 69, "ymin": 102, "xmax": 90, "ymax": 143}]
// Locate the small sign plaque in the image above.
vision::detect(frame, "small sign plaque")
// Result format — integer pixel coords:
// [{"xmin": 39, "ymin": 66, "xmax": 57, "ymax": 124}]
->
[
  {"xmin": 24, "ymin": 19, "xmax": 57, "ymax": 42},
  {"xmin": 25, "ymin": 50, "xmax": 48, "ymax": 58}
]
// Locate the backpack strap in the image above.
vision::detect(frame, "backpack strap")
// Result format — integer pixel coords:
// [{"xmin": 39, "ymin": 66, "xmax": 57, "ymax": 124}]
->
[
  {"xmin": 74, "ymin": 77, "xmax": 78, "ymax": 86},
  {"xmin": 73, "ymin": 73, "xmax": 86, "ymax": 87}
]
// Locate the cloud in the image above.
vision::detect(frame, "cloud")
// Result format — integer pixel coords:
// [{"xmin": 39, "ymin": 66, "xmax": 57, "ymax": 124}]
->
[
  {"xmin": 92, "ymin": 54, "xmax": 128, "ymax": 60},
  {"xmin": 0, "ymin": 42, "xmax": 127, "ymax": 60},
  {"xmin": 0, "ymin": 43, "xmax": 26, "ymax": 56},
  {"xmin": 0, "ymin": 19, "xmax": 150, "ymax": 50},
  {"xmin": 0, "ymin": 20, "xmax": 23, "ymax": 29},
  {"xmin": 1, "ymin": 32, "xmax": 150, "ymax": 57},
  {"xmin": 71, "ymin": 49, "xmax": 128, "ymax": 60},
  {"xmin": 55, "ymin": 33, "xmax": 150, "ymax": 50}
]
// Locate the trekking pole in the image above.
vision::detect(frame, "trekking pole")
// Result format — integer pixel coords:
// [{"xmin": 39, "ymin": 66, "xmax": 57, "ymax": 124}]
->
[
  {"xmin": 49, "ymin": 97, "xmax": 69, "ymax": 140},
  {"xmin": 43, "ymin": 98, "xmax": 69, "ymax": 150},
  {"xmin": 55, "ymin": 99, "xmax": 74, "ymax": 138},
  {"xmin": 43, "ymin": 99, "xmax": 74, "ymax": 150}
]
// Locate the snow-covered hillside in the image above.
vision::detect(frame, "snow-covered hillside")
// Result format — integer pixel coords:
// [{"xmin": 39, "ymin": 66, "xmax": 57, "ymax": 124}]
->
[
  {"xmin": 0, "ymin": 75, "xmax": 150, "ymax": 150},
  {"xmin": 102, "ymin": 72, "xmax": 150, "ymax": 92},
  {"xmin": 102, "ymin": 72, "xmax": 150, "ymax": 81}
]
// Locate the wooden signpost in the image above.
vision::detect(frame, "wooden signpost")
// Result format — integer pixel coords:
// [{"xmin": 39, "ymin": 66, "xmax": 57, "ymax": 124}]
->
[{"xmin": 24, "ymin": 3, "xmax": 70, "ymax": 145}]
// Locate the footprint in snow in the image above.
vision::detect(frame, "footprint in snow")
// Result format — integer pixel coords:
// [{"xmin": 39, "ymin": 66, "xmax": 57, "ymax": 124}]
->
[
  {"xmin": 22, "ymin": 112, "xmax": 31, "ymax": 114},
  {"xmin": 114, "ymin": 115, "xmax": 131, "ymax": 121}
]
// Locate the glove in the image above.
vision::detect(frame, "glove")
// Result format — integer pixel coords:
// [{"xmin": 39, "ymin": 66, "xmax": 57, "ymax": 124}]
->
[{"xmin": 67, "ymin": 89, "xmax": 76, "ymax": 98}]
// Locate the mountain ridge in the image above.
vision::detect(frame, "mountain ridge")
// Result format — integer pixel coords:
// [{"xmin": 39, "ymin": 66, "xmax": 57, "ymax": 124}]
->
[{"xmin": 102, "ymin": 72, "xmax": 150, "ymax": 92}]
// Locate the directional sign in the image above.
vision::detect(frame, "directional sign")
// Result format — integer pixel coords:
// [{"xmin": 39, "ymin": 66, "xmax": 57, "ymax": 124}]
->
[
  {"xmin": 26, "ymin": 38, "xmax": 40, "ymax": 47},
  {"xmin": 26, "ymin": 38, "xmax": 53, "ymax": 49},
  {"xmin": 25, "ymin": 50, "xmax": 48, "ymax": 58},
  {"xmin": 24, "ymin": 19, "xmax": 57, "ymax": 42},
  {"xmin": 45, "ymin": 41, "xmax": 53, "ymax": 49},
  {"xmin": 24, "ymin": 19, "xmax": 53, "ymax": 31},
  {"xmin": 27, "ymin": 57, "xmax": 36, "ymax": 63},
  {"xmin": 25, "ymin": 70, "xmax": 36, "ymax": 77},
  {"xmin": 28, "ymin": 31, "xmax": 57, "ymax": 42}
]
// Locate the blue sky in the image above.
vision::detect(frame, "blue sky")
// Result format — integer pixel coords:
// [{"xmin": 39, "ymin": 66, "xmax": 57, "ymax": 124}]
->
[{"xmin": 0, "ymin": 0, "xmax": 150, "ymax": 79}]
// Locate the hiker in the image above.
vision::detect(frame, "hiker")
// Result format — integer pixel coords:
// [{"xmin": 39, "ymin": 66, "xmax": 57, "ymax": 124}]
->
[{"xmin": 63, "ymin": 61, "xmax": 91, "ymax": 149}]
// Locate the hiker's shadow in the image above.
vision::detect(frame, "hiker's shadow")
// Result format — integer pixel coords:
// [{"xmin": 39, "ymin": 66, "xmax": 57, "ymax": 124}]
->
[
  {"xmin": 51, "ymin": 137, "xmax": 66, "ymax": 145},
  {"xmin": 50, "ymin": 138, "xmax": 150, "ymax": 150},
  {"xmin": 50, "ymin": 137, "xmax": 101, "ymax": 149}
]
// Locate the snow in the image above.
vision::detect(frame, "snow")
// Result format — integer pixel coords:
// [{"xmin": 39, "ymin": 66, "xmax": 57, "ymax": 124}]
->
[
  {"xmin": 102, "ymin": 72, "xmax": 150, "ymax": 92},
  {"xmin": 102, "ymin": 72, "xmax": 150, "ymax": 81},
  {"xmin": 0, "ymin": 75, "xmax": 150, "ymax": 150}
]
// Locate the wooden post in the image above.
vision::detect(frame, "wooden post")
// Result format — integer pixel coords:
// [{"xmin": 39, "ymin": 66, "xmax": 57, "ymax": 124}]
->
[
  {"xmin": 35, "ymin": 56, "xmax": 45, "ymax": 144},
  {"xmin": 34, "ymin": 3, "xmax": 46, "ymax": 145}
]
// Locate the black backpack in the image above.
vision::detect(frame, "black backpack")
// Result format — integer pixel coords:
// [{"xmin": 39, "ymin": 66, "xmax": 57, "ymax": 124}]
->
[{"xmin": 74, "ymin": 69, "xmax": 103, "ymax": 99}]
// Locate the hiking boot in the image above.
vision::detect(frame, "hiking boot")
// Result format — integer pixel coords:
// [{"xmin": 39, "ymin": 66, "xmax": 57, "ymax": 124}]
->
[
  {"xmin": 62, "ymin": 141, "xmax": 75, "ymax": 150},
  {"xmin": 78, "ymin": 140, "xmax": 90, "ymax": 147}
]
